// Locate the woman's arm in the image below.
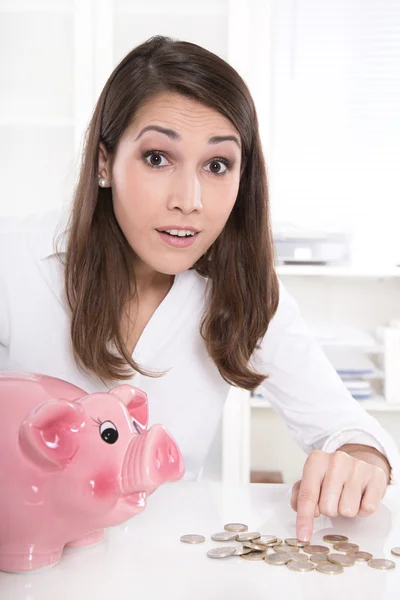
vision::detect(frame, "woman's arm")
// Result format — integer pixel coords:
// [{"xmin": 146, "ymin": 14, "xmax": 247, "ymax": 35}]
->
[{"xmin": 252, "ymin": 280, "xmax": 400, "ymax": 485}]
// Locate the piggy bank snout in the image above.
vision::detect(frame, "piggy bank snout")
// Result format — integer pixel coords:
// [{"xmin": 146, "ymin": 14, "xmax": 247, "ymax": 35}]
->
[{"xmin": 122, "ymin": 425, "xmax": 185, "ymax": 493}]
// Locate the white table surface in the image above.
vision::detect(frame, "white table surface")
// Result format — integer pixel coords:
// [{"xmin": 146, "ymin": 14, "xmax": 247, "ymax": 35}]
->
[{"xmin": 1, "ymin": 481, "xmax": 400, "ymax": 600}]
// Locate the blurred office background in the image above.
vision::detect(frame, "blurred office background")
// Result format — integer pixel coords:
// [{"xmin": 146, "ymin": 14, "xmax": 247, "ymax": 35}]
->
[{"xmin": 1, "ymin": 0, "xmax": 400, "ymax": 484}]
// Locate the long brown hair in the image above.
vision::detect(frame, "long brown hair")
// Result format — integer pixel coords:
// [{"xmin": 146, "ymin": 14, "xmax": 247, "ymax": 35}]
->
[{"xmin": 59, "ymin": 35, "xmax": 279, "ymax": 390}]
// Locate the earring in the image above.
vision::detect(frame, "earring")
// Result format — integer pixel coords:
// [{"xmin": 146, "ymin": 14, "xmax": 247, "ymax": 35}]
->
[{"xmin": 98, "ymin": 176, "xmax": 108, "ymax": 188}]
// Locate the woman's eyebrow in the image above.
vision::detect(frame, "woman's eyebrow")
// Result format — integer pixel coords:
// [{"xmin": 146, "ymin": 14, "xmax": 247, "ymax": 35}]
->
[{"xmin": 134, "ymin": 125, "xmax": 241, "ymax": 149}]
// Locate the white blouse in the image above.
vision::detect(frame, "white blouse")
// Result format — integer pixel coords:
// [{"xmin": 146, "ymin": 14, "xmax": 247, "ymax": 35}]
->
[{"xmin": 1, "ymin": 208, "xmax": 399, "ymax": 483}]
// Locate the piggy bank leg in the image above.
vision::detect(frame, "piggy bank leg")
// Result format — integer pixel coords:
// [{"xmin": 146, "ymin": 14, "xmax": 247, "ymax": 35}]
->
[
  {"xmin": 65, "ymin": 529, "xmax": 105, "ymax": 549},
  {"xmin": 0, "ymin": 545, "xmax": 63, "ymax": 574}
]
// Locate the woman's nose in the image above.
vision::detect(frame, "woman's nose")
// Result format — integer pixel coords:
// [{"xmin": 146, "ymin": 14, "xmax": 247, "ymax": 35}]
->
[{"xmin": 167, "ymin": 170, "xmax": 203, "ymax": 213}]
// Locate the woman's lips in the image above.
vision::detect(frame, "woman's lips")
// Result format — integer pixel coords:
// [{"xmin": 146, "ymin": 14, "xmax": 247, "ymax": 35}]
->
[{"xmin": 156, "ymin": 230, "xmax": 199, "ymax": 248}]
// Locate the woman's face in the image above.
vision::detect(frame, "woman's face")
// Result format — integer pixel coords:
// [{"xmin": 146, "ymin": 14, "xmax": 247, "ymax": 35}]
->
[{"xmin": 98, "ymin": 91, "xmax": 242, "ymax": 277}]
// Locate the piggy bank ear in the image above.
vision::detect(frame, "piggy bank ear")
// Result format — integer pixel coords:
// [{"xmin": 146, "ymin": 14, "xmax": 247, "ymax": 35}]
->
[
  {"xmin": 109, "ymin": 384, "xmax": 148, "ymax": 431},
  {"xmin": 19, "ymin": 400, "xmax": 85, "ymax": 471}
]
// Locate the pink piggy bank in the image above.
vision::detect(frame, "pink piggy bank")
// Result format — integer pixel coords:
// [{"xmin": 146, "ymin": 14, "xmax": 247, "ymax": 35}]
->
[{"xmin": 0, "ymin": 372, "xmax": 185, "ymax": 573}]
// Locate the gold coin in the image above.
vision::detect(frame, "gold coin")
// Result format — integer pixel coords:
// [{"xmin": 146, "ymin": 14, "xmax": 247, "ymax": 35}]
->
[
  {"xmin": 241, "ymin": 551, "xmax": 267, "ymax": 561},
  {"xmin": 207, "ymin": 546, "xmax": 236, "ymax": 559},
  {"xmin": 180, "ymin": 534, "xmax": 205, "ymax": 544},
  {"xmin": 328, "ymin": 553, "xmax": 356, "ymax": 567},
  {"xmin": 309, "ymin": 553, "xmax": 331, "ymax": 564},
  {"xmin": 273, "ymin": 545, "xmax": 299, "ymax": 554},
  {"xmin": 391, "ymin": 547, "xmax": 400, "ymax": 557},
  {"xmin": 224, "ymin": 523, "xmax": 248, "ymax": 533},
  {"xmin": 323, "ymin": 534, "xmax": 349, "ymax": 544},
  {"xmin": 287, "ymin": 561, "xmax": 314, "ymax": 572},
  {"xmin": 368, "ymin": 558, "xmax": 396, "ymax": 570},
  {"xmin": 303, "ymin": 545, "xmax": 330, "ymax": 555},
  {"xmin": 316, "ymin": 562, "xmax": 344, "ymax": 575},
  {"xmin": 264, "ymin": 553, "xmax": 291, "ymax": 565},
  {"xmin": 235, "ymin": 532, "xmax": 261, "ymax": 542},
  {"xmin": 257, "ymin": 535, "xmax": 278, "ymax": 545},
  {"xmin": 350, "ymin": 551, "xmax": 373, "ymax": 562},
  {"xmin": 288, "ymin": 553, "xmax": 310, "ymax": 562},
  {"xmin": 333, "ymin": 542, "xmax": 359, "ymax": 553},
  {"xmin": 243, "ymin": 542, "xmax": 269, "ymax": 552},
  {"xmin": 285, "ymin": 538, "xmax": 310, "ymax": 548}
]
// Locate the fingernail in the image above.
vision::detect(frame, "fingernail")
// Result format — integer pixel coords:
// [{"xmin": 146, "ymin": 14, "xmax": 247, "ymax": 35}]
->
[{"xmin": 298, "ymin": 528, "xmax": 310, "ymax": 542}]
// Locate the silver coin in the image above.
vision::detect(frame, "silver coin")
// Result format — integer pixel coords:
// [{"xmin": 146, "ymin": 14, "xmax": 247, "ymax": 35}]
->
[
  {"xmin": 316, "ymin": 562, "xmax": 344, "ymax": 575},
  {"xmin": 350, "ymin": 551, "xmax": 373, "ymax": 562},
  {"xmin": 241, "ymin": 551, "xmax": 267, "ymax": 561},
  {"xmin": 207, "ymin": 546, "xmax": 236, "ymax": 559},
  {"xmin": 224, "ymin": 523, "xmax": 248, "ymax": 533},
  {"xmin": 309, "ymin": 553, "xmax": 331, "ymax": 564},
  {"xmin": 285, "ymin": 538, "xmax": 310, "ymax": 548},
  {"xmin": 235, "ymin": 532, "xmax": 261, "ymax": 542},
  {"xmin": 273, "ymin": 545, "xmax": 299, "ymax": 554},
  {"xmin": 391, "ymin": 547, "xmax": 400, "ymax": 557},
  {"xmin": 257, "ymin": 535, "xmax": 278, "ymax": 545},
  {"xmin": 211, "ymin": 531, "xmax": 238, "ymax": 542},
  {"xmin": 180, "ymin": 534, "xmax": 205, "ymax": 544},
  {"xmin": 232, "ymin": 546, "xmax": 253, "ymax": 556},
  {"xmin": 287, "ymin": 561, "xmax": 315, "ymax": 572},
  {"xmin": 328, "ymin": 553, "xmax": 355, "ymax": 567},
  {"xmin": 264, "ymin": 553, "xmax": 291, "ymax": 565},
  {"xmin": 289, "ymin": 553, "xmax": 310, "ymax": 562},
  {"xmin": 323, "ymin": 534, "xmax": 349, "ymax": 544},
  {"xmin": 243, "ymin": 542, "xmax": 270, "ymax": 552},
  {"xmin": 368, "ymin": 558, "xmax": 396, "ymax": 570},
  {"xmin": 269, "ymin": 538, "xmax": 283, "ymax": 547},
  {"xmin": 304, "ymin": 545, "xmax": 330, "ymax": 555},
  {"xmin": 333, "ymin": 542, "xmax": 359, "ymax": 553}
]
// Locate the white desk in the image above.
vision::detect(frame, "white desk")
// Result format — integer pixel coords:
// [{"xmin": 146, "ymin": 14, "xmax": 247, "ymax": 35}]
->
[{"xmin": 1, "ymin": 481, "xmax": 400, "ymax": 600}]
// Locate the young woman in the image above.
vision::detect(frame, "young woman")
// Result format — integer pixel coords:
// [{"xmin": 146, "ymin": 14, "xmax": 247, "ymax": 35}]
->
[{"xmin": 0, "ymin": 36, "xmax": 398, "ymax": 543}]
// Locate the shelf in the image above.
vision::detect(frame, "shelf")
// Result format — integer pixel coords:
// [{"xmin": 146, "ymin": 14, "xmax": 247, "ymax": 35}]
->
[
  {"xmin": 250, "ymin": 396, "xmax": 400, "ymax": 412},
  {"xmin": 276, "ymin": 264, "xmax": 400, "ymax": 278}
]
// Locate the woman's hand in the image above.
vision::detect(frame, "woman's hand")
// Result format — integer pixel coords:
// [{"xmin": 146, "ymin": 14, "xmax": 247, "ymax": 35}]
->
[{"xmin": 291, "ymin": 447, "xmax": 389, "ymax": 542}]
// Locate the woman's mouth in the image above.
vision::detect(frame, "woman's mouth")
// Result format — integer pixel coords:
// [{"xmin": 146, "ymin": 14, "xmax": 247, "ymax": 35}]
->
[{"xmin": 156, "ymin": 230, "xmax": 199, "ymax": 248}]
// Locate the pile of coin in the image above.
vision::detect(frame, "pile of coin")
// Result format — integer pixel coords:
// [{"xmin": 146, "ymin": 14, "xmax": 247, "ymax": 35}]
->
[{"xmin": 180, "ymin": 523, "xmax": 399, "ymax": 574}]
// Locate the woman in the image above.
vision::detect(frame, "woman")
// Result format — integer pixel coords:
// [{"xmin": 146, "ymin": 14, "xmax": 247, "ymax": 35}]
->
[{"xmin": 0, "ymin": 35, "xmax": 398, "ymax": 543}]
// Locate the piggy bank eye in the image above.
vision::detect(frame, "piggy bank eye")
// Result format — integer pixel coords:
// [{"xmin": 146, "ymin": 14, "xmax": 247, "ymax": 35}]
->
[
  {"xmin": 99, "ymin": 420, "xmax": 119, "ymax": 444},
  {"xmin": 133, "ymin": 419, "xmax": 141, "ymax": 435}
]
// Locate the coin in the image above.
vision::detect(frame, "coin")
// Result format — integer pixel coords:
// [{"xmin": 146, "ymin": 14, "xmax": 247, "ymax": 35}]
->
[
  {"xmin": 323, "ymin": 534, "xmax": 349, "ymax": 544},
  {"xmin": 287, "ymin": 561, "xmax": 314, "ymax": 572},
  {"xmin": 235, "ymin": 532, "xmax": 261, "ymax": 542},
  {"xmin": 285, "ymin": 538, "xmax": 310, "ymax": 548},
  {"xmin": 232, "ymin": 546, "xmax": 252, "ymax": 556},
  {"xmin": 268, "ymin": 538, "xmax": 283, "ymax": 547},
  {"xmin": 303, "ymin": 545, "xmax": 330, "ymax": 555},
  {"xmin": 264, "ymin": 553, "xmax": 291, "ymax": 565},
  {"xmin": 288, "ymin": 553, "xmax": 310, "ymax": 562},
  {"xmin": 328, "ymin": 553, "xmax": 356, "ymax": 567},
  {"xmin": 241, "ymin": 551, "xmax": 267, "ymax": 561},
  {"xmin": 243, "ymin": 542, "xmax": 269, "ymax": 552},
  {"xmin": 309, "ymin": 553, "xmax": 330, "ymax": 564},
  {"xmin": 333, "ymin": 542, "xmax": 359, "ymax": 553},
  {"xmin": 257, "ymin": 535, "xmax": 278, "ymax": 545},
  {"xmin": 180, "ymin": 534, "xmax": 205, "ymax": 544},
  {"xmin": 273, "ymin": 545, "xmax": 299, "ymax": 554},
  {"xmin": 207, "ymin": 546, "xmax": 236, "ymax": 559},
  {"xmin": 368, "ymin": 558, "xmax": 396, "ymax": 570},
  {"xmin": 350, "ymin": 551, "xmax": 373, "ymax": 562},
  {"xmin": 211, "ymin": 531, "xmax": 238, "ymax": 542},
  {"xmin": 391, "ymin": 547, "xmax": 400, "ymax": 557},
  {"xmin": 224, "ymin": 523, "xmax": 248, "ymax": 533},
  {"xmin": 316, "ymin": 562, "xmax": 344, "ymax": 575}
]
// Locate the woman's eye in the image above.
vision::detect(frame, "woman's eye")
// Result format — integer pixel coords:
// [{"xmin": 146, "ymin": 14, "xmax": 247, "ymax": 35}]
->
[{"xmin": 142, "ymin": 151, "xmax": 231, "ymax": 176}]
